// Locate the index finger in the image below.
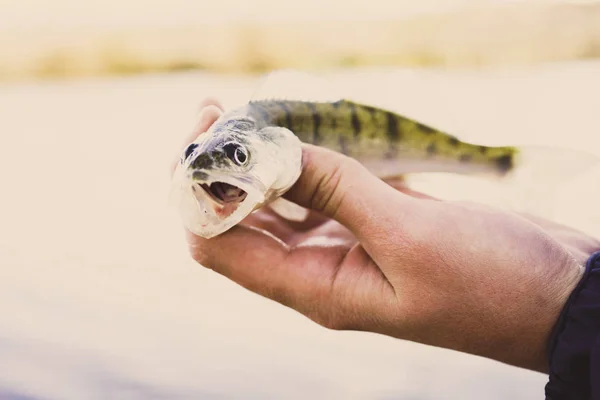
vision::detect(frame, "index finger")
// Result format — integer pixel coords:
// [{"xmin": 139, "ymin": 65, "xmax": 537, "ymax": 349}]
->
[
  {"xmin": 186, "ymin": 225, "xmax": 345, "ymax": 310},
  {"xmin": 170, "ymin": 99, "xmax": 224, "ymax": 176}
]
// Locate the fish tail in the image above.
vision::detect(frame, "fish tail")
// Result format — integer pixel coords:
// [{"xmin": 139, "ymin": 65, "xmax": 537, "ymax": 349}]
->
[
  {"xmin": 345, "ymin": 100, "xmax": 521, "ymax": 178},
  {"xmin": 433, "ymin": 140, "xmax": 520, "ymax": 177}
]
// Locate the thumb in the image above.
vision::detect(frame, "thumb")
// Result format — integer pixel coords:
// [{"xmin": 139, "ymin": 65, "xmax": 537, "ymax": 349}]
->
[{"xmin": 283, "ymin": 144, "xmax": 420, "ymax": 240}]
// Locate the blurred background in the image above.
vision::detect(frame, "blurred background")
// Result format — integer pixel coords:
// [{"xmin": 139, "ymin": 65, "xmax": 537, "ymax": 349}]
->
[
  {"xmin": 1, "ymin": 0, "xmax": 600, "ymax": 399},
  {"xmin": 1, "ymin": 0, "xmax": 600, "ymax": 80}
]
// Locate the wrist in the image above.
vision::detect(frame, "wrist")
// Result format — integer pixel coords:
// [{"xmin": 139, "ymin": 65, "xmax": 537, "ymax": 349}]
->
[
  {"xmin": 443, "ymin": 251, "xmax": 585, "ymax": 373},
  {"xmin": 534, "ymin": 258, "xmax": 587, "ymax": 372},
  {"xmin": 464, "ymin": 251, "xmax": 586, "ymax": 373}
]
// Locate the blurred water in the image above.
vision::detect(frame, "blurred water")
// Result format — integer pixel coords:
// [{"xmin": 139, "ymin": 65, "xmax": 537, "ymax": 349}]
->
[{"xmin": 0, "ymin": 61, "xmax": 599, "ymax": 399}]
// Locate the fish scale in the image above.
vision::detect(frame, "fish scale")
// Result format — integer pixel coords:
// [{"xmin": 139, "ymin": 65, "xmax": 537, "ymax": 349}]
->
[
  {"xmin": 248, "ymin": 99, "xmax": 517, "ymax": 176},
  {"xmin": 173, "ymin": 94, "xmax": 537, "ymax": 239}
]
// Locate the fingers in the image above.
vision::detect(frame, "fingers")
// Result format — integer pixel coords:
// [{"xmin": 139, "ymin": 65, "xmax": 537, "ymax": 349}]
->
[
  {"xmin": 242, "ymin": 207, "xmax": 350, "ymax": 248},
  {"xmin": 197, "ymin": 97, "xmax": 224, "ymax": 113},
  {"xmin": 187, "ymin": 227, "xmax": 293, "ymax": 304},
  {"xmin": 264, "ymin": 203, "xmax": 330, "ymax": 231},
  {"xmin": 187, "ymin": 226, "xmax": 287, "ymax": 283},
  {"xmin": 192, "ymin": 104, "xmax": 224, "ymax": 136},
  {"xmin": 183, "ymin": 100, "xmax": 224, "ymax": 150},
  {"xmin": 186, "ymin": 226, "xmax": 344, "ymax": 310},
  {"xmin": 283, "ymin": 144, "xmax": 424, "ymax": 242},
  {"xmin": 240, "ymin": 210, "xmax": 297, "ymax": 243},
  {"xmin": 170, "ymin": 99, "xmax": 224, "ymax": 176}
]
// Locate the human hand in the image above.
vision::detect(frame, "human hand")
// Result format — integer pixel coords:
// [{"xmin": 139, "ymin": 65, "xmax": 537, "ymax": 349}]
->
[{"xmin": 174, "ymin": 98, "xmax": 599, "ymax": 373}]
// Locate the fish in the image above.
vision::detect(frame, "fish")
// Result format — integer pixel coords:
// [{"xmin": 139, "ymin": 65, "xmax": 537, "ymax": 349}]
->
[{"xmin": 170, "ymin": 97, "xmax": 521, "ymax": 239}]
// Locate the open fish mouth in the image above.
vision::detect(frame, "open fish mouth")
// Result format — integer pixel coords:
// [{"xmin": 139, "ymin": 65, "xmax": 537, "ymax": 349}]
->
[
  {"xmin": 191, "ymin": 179, "xmax": 253, "ymax": 220},
  {"xmin": 199, "ymin": 182, "xmax": 248, "ymax": 205}
]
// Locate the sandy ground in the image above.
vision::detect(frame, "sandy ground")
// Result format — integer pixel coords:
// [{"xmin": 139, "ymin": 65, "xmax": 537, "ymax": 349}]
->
[{"xmin": 0, "ymin": 61, "xmax": 599, "ymax": 399}]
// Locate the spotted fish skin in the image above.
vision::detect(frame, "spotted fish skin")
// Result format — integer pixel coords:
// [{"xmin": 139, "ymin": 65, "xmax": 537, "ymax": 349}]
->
[{"xmin": 247, "ymin": 99, "xmax": 517, "ymax": 176}]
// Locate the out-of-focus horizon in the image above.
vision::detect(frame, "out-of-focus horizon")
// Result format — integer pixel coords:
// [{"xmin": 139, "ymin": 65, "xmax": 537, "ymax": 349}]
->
[{"xmin": 2, "ymin": 0, "xmax": 599, "ymax": 81}]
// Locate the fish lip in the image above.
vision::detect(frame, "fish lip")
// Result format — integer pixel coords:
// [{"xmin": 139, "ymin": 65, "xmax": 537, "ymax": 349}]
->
[
  {"xmin": 197, "ymin": 182, "xmax": 249, "ymax": 206},
  {"xmin": 188, "ymin": 170, "xmax": 265, "ymax": 200},
  {"xmin": 187, "ymin": 171, "xmax": 265, "ymax": 217},
  {"xmin": 170, "ymin": 162, "xmax": 265, "ymax": 238}
]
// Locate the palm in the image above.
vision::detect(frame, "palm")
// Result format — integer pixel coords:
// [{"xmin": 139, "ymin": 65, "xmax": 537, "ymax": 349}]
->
[{"xmin": 234, "ymin": 206, "xmax": 395, "ymax": 326}]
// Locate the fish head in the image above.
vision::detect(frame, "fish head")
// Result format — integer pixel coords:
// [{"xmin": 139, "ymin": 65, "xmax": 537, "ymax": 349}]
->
[{"xmin": 171, "ymin": 110, "xmax": 303, "ymax": 238}]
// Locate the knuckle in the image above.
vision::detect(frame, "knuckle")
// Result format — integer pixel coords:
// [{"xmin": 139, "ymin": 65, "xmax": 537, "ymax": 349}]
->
[
  {"xmin": 309, "ymin": 158, "xmax": 359, "ymax": 216},
  {"xmin": 308, "ymin": 163, "xmax": 343, "ymax": 212}
]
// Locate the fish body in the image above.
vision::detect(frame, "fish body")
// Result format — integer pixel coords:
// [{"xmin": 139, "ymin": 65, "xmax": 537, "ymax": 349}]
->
[
  {"xmin": 247, "ymin": 99, "xmax": 518, "ymax": 176},
  {"xmin": 172, "ymin": 98, "xmax": 519, "ymax": 238}
]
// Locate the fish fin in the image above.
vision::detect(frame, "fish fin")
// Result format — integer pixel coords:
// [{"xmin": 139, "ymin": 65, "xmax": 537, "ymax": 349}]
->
[
  {"xmin": 249, "ymin": 69, "xmax": 344, "ymax": 103},
  {"xmin": 496, "ymin": 145, "xmax": 600, "ymax": 218},
  {"xmin": 268, "ymin": 197, "xmax": 310, "ymax": 222},
  {"xmin": 363, "ymin": 157, "xmax": 508, "ymax": 179},
  {"xmin": 379, "ymin": 175, "xmax": 408, "ymax": 190},
  {"xmin": 406, "ymin": 145, "xmax": 600, "ymax": 221},
  {"xmin": 380, "ymin": 175, "xmax": 407, "ymax": 184}
]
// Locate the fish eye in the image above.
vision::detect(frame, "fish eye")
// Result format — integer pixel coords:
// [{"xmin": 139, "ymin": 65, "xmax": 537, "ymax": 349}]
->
[
  {"xmin": 234, "ymin": 147, "xmax": 248, "ymax": 165},
  {"xmin": 223, "ymin": 142, "xmax": 249, "ymax": 166}
]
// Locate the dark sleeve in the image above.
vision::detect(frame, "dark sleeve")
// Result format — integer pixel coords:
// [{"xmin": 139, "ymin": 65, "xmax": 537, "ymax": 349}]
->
[{"xmin": 545, "ymin": 251, "xmax": 600, "ymax": 399}]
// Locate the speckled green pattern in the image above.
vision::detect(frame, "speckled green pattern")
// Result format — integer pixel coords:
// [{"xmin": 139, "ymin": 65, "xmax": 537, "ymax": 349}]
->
[{"xmin": 248, "ymin": 99, "xmax": 517, "ymax": 174}]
